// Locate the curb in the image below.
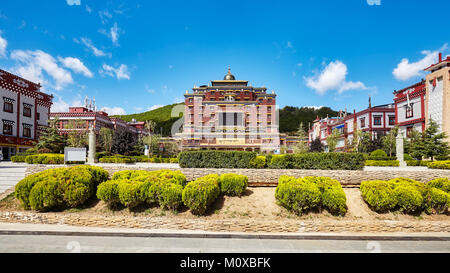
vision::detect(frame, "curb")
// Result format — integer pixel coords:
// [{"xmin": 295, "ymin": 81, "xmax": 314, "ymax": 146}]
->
[{"xmin": 1, "ymin": 230, "xmax": 449, "ymax": 241}]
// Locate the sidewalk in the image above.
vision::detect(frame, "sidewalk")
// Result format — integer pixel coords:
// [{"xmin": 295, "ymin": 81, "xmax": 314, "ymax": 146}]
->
[{"xmin": 0, "ymin": 222, "xmax": 449, "ymax": 241}]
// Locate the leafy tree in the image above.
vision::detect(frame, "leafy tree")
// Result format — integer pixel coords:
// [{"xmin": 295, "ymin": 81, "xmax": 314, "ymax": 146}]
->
[
  {"xmin": 309, "ymin": 137, "xmax": 323, "ymax": 152},
  {"xmin": 66, "ymin": 119, "xmax": 88, "ymax": 148},
  {"xmin": 382, "ymin": 126, "xmax": 399, "ymax": 157},
  {"xmin": 98, "ymin": 127, "xmax": 113, "ymax": 153},
  {"xmin": 294, "ymin": 122, "xmax": 309, "ymax": 153},
  {"xmin": 144, "ymin": 120, "xmax": 157, "ymax": 158},
  {"xmin": 36, "ymin": 118, "xmax": 67, "ymax": 153},
  {"xmin": 112, "ymin": 130, "xmax": 138, "ymax": 155},
  {"xmin": 277, "ymin": 106, "xmax": 339, "ymax": 135},
  {"xmin": 326, "ymin": 129, "xmax": 341, "ymax": 152}
]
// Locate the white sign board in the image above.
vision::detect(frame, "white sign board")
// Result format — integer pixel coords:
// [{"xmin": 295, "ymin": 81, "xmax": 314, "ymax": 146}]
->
[{"xmin": 64, "ymin": 147, "xmax": 87, "ymax": 163}]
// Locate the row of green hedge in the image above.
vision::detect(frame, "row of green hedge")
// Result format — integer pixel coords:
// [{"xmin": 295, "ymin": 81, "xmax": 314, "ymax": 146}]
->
[
  {"xmin": 365, "ymin": 160, "xmax": 400, "ymax": 167},
  {"xmin": 25, "ymin": 154, "xmax": 64, "ymax": 164},
  {"xmin": 98, "ymin": 155, "xmax": 178, "ymax": 164},
  {"xmin": 97, "ymin": 170, "xmax": 248, "ymax": 215},
  {"xmin": 15, "ymin": 166, "xmax": 109, "ymax": 211},
  {"xmin": 268, "ymin": 153, "xmax": 365, "ymax": 170},
  {"xmin": 178, "ymin": 151, "xmax": 365, "ymax": 170},
  {"xmin": 360, "ymin": 178, "xmax": 450, "ymax": 214},
  {"xmin": 428, "ymin": 161, "xmax": 450, "ymax": 169},
  {"xmin": 275, "ymin": 176, "xmax": 347, "ymax": 216}
]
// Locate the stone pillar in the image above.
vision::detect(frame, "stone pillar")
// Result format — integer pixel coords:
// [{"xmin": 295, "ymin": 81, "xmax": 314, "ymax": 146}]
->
[
  {"xmin": 88, "ymin": 126, "xmax": 96, "ymax": 164},
  {"xmin": 396, "ymin": 132, "xmax": 406, "ymax": 167}
]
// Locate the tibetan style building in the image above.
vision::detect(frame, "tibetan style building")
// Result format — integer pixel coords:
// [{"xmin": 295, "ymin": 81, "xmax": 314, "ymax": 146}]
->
[
  {"xmin": 177, "ymin": 68, "xmax": 280, "ymax": 153},
  {"xmin": 0, "ymin": 69, "xmax": 53, "ymax": 160}
]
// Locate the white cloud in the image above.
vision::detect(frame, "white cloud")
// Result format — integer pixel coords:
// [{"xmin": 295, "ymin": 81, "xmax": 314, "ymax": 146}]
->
[
  {"xmin": 305, "ymin": 105, "xmax": 324, "ymax": 110},
  {"xmin": 51, "ymin": 96, "xmax": 82, "ymax": 112},
  {"xmin": 66, "ymin": 0, "xmax": 81, "ymax": 6},
  {"xmin": 145, "ymin": 84, "xmax": 155, "ymax": 93},
  {"xmin": 305, "ymin": 60, "xmax": 367, "ymax": 95},
  {"xmin": 58, "ymin": 57, "xmax": 93, "ymax": 78},
  {"xmin": 173, "ymin": 96, "xmax": 184, "ymax": 103},
  {"xmin": 148, "ymin": 105, "xmax": 164, "ymax": 111},
  {"xmin": 78, "ymin": 37, "xmax": 110, "ymax": 57},
  {"xmin": 85, "ymin": 5, "xmax": 92, "ymax": 13},
  {"xmin": 100, "ymin": 64, "xmax": 130, "ymax": 80},
  {"xmin": 0, "ymin": 31, "xmax": 7, "ymax": 57},
  {"xmin": 99, "ymin": 23, "xmax": 121, "ymax": 46},
  {"xmin": 100, "ymin": 106, "xmax": 126, "ymax": 115},
  {"xmin": 392, "ymin": 45, "xmax": 447, "ymax": 81},
  {"xmin": 99, "ymin": 10, "xmax": 112, "ymax": 24},
  {"xmin": 10, "ymin": 49, "xmax": 73, "ymax": 90}
]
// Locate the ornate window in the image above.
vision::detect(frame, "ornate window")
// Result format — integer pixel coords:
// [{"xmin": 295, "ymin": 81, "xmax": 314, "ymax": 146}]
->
[
  {"xmin": 2, "ymin": 120, "xmax": 14, "ymax": 135},
  {"xmin": 388, "ymin": 116, "xmax": 395, "ymax": 126},
  {"xmin": 3, "ymin": 97, "xmax": 14, "ymax": 113},
  {"xmin": 406, "ymin": 104, "xmax": 413, "ymax": 118},
  {"xmin": 373, "ymin": 116, "xmax": 382, "ymax": 126},
  {"xmin": 360, "ymin": 117, "xmax": 366, "ymax": 128},
  {"xmin": 23, "ymin": 103, "xmax": 33, "ymax": 117},
  {"xmin": 23, "ymin": 123, "xmax": 32, "ymax": 138}
]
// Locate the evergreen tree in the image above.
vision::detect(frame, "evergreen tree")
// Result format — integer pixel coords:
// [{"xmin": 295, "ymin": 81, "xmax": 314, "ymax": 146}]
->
[
  {"xmin": 422, "ymin": 119, "xmax": 450, "ymax": 160},
  {"xmin": 309, "ymin": 137, "xmax": 323, "ymax": 152},
  {"xmin": 294, "ymin": 122, "xmax": 309, "ymax": 153},
  {"xmin": 66, "ymin": 119, "xmax": 88, "ymax": 148},
  {"xmin": 36, "ymin": 118, "xmax": 67, "ymax": 153},
  {"xmin": 406, "ymin": 128, "xmax": 424, "ymax": 160},
  {"xmin": 112, "ymin": 130, "xmax": 138, "ymax": 155}
]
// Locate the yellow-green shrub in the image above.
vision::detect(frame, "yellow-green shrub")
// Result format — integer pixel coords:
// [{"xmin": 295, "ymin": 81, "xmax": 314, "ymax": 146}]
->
[
  {"xmin": 275, "ymin": 179, "xmax": 322, "ymax": 215},
  {"xmin": 428, "ymin": 161, "xmax": 450, "ymax": 169},
  {"xmin": 360, "ymin": 180, "xmax": 397, "ymax": 212},
  {"xmin": 218, "ymin": 173, "xmax": 248, "ymax": 196},
  {"xmin": 159, "ymin": 183, "xmax": 183, "ymax": 210},
  {"xmin": 393, "ymin": 185, "xmax": 423, "ymax": 214},
  {"xmin": 25, "ymin": 154, "xmax": 64, "ymax": 164},
  {"xmin": 182, "ymin": 175, "xmax": 220, "ymax": 215},
  {"xmin": 425, "ymin": 188, "xmax": 450, "ymax": 214},
  {"xmin": 427, "ymin": 178, "xmax": 450, "ymax": 193},
  {"xmin": 96, "ymin": 180, "xmax": 121, "ymax": 207}
]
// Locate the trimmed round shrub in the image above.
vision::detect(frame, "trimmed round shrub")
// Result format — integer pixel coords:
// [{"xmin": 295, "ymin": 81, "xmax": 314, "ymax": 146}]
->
[
  {"xmin": 322, "ymin": 186, "xmax": 347, "ymax": 216},
  {"xmin": 159, "ymin": 183, "xmax": 183, "ymax": 211},
  {"xmin": 29, "ymin": 179, "xmax": 64, "ymax": 211},
  {"xmin": 218, "ymin": 173, "xmax": 248, "ymax": 196},
  {"xmin": 182, "ymin": 175, "xmax": 220, "ymax": 215},
  {"xmin": 155, "ymin": 170, "xmax": 187, "ymax": 187},
  {"xmin": 370, "ymin": 149, "xmax": 387, "ymax": 158},
  {"xmin": 250, "ymin": 156, "xmax": 266, "ymax": 169},
  {"xmin": 427, "ymin": 178, "xmax": 450, "ymax": 193},
  {"xmin": 15, "ymin": 166, "xmax": 108, "ymax": 211},
  {"xmin": 275, "ymin": 179, "xmax": 322, "ymax": 215},
  {"xmin": 11, "ymin": 155, "xmax": 26, "ymax": 162},
  {"xmin": 360, "ymin": 180, "xmax": 397, "ymax": 212},
  {"xmin": 117, "ymin": 180, "xmax": 147, "ymax": 208},
  {"xmin": 96, "ymin": 180, "xmax": 121, "ymax": 207},
  {"xmin": 393, "ymin": 185, "xmax": 423, "ymax": 214},
  {"xmin": 425, "ymin": 188, "xmax": 450, "ymax": 214},
  {"xmin": 278, "ymin": 175, "xmax": 297, "ymax": 186}
]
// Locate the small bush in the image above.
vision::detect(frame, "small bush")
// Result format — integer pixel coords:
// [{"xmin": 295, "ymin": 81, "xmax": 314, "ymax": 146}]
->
[
  {"xmin": 275, "ymin": 179, "xmax": 322, "ymax": 215},
  {"xmin": 218, "ymin": 174, "xmax": 248, "ymax": 196},
  {"xmin": 393, "ymin": 185, "xmax": 423, "ymax": 214},
  {"xmin": 25, "ymin": 154, "xmax": 64, "ymax": 164},
  {"xmin": 169, "ymin": 158, "xmax": 179, "ymax": 163},
  {"xmin": 427, "ymin": 178, "xmax": 450, "ymax": 193},
  {"xmin": 182, "ymin": 175, "xmax": 220, "ymax": 215},
  {"xmin": 428, "ymin": 161, "xmax": 450, "ymax": 169},
  {"xmin": 11, "ymin": 155, "xmax": 26, "ymax": 162},
  {"xmin": 117, "ymin": 180, "xmax": 146, "ymax": 208},
  {"xmin": 96, "ymin": 180, "xmax": 121, "ymax": 207},
  {"xmin": 406, "ymin": 160, "xmax": 432, "ymax": 167},
  {"xmin": 425, "ymin": 188, "xmax": 450, "ymax": 214},
  {"xmin": 360, "ymin": 180, "xmax": 397, "ymax": 212},
  {"xmin": 365, "ymin": 160, "xmax": 400, "ymax": 167},
  {"xmin": 15, "ymin": 166, "xmax": 108, "ymax": 211},
  {"xmin": 99, "ymin": 156, "xmax": 136, "ymax": 163},
  {"xmin": 159, "ymin": 183, "xmax": 183, "ymax": 210},
  {"xmin": 250, "ymin": 156, "xmax": 266, "ymax": 169},
  {"xmin": 178, "ymin": 150, "xmax": 257, "ymax": 168},
  {"xmin": 370, "ymin": 149, "xmax": 387, "ymax": 158}
]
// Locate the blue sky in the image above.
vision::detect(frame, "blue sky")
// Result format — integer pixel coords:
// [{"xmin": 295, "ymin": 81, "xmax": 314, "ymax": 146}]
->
[{"xmin": 0, "ymin": 0, "xmax": 448, "ymax": 115}]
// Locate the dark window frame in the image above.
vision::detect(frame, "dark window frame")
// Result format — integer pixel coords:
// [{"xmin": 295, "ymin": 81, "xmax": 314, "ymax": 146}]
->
[
  {"xmin": 388, "ymin": 116, "xmax": 395, "ymax": 126},
  {"xmin": 3, "ymin": 123, "xmax": 13, "ymax": 135},
  {"xmin": 373, "ymin": 116, "xmax": 382, "ymax": 126},
  {"xmin": 23, "ymin": 127, "xmax": 31, "ymax": 138},
  {"xmin": 3, "ymin": 101, "xmax": 13, "ymax": 113},
  {"xmin": 406, "ymin": 104, "xmax": 414, "ymax": 119},
  {"xmin": 23, "ymin": 106, "xmax": 32, "ymax": 117}
]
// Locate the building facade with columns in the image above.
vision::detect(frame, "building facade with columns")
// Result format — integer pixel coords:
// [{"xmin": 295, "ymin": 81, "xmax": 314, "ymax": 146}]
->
[
  {"xmin": 0, "ymin": 69, "xmax": 53, "ymax": 160},
  {"xmin": 176, "ymin": 69, "xmax": 280, "ymax": 153}
]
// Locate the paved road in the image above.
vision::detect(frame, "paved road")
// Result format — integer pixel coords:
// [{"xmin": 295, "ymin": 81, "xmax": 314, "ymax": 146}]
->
[
  {"xmin": 0, "ymin": 164, "xmax": 26, "ymax": 194},
  {"xmin": 0, "ymin": 234, "xmax": 449, "ymax": 253}
]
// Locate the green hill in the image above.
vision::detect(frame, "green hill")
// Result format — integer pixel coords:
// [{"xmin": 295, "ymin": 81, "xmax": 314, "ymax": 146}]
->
[
  {"xmin": 113, "ymin": 103, "xmax": 184, "ymax": 136},
  {"xmin": 115, "ymin": 103, "xmax": 338, "ymax": 136}
]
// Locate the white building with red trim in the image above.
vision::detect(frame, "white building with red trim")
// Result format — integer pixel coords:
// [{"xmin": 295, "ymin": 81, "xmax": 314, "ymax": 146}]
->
[
  {"xmin": 308, "ymin": 103, "xmax": 395, "ymax": 151},
  {"xmin": 50, "ymin": 106, "xmax": 147, "ymax": 136},
  {"xmin": 0, "ymin": 69, "xmax": 53, "ymax": 160}
]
